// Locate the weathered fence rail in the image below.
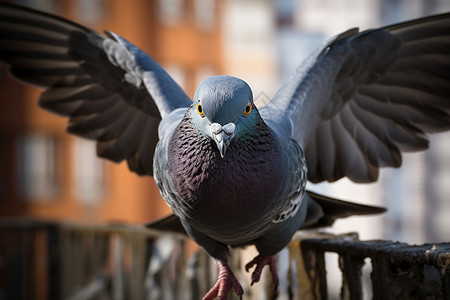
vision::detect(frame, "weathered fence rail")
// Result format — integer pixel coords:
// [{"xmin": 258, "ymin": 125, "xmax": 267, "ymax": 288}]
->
[
  {"xmin": 0, "ymin": 219, "xmax": 448, "ymax": 299},
  {"xmin": 297, "ymin": 232, "xmax": 450, "ymax": 300},
  {"xmin": 0, "ymin": 219, "xmax": 212, "ymax": 300}
]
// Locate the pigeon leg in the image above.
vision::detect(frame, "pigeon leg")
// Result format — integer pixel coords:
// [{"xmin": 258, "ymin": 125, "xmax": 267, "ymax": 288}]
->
[
  {"xmin": 203, "ymin": 260, "xmax": 243, "ymax": 300},
  {"xmin": 245, "ymin": 254, "xmax": 279, "ymax": 286}
]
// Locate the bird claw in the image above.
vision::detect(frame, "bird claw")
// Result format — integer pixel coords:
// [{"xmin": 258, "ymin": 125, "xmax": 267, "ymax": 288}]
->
[
  {"xmin": 203, "ymin": 262, "xmax": 243, "ymax": 300},
  {"xmin": 245, "ymin": 255, "xmax": 279, "ymax": 287}
]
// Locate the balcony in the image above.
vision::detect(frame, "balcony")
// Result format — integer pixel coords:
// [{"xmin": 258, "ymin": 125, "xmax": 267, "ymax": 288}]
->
[{"xmin": 0, "ymin": 219, "xmax": 448, "ymax": 299}]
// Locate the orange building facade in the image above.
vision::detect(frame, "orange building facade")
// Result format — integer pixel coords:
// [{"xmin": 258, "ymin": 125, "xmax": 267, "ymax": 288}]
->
[{"xmin": 0, "ymin": 0, "xmax": 223, "ymax": 224}]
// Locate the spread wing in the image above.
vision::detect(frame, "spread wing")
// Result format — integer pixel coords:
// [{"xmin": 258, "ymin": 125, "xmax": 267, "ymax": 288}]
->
[
  {"xmin": 261, "ymin": 13, "xmax": 450, "ymax": 183},
  {"xmin": 0, "ymin": 3, "xmax": 192, "ymax": 176}
]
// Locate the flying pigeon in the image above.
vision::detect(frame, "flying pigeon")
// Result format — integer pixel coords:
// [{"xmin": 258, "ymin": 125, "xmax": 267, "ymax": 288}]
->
[{"xmin": 1, "ymin": 3, "xmax": 449, "ymax": 299}]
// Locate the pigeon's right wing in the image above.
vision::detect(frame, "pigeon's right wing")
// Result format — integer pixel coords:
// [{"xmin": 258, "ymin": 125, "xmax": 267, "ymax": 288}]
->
[
  {"xmin": 261, "ymin": 13, "xmax": 450, "ymax": 183},
  {"xmin": 0, "ymin": 3, "xmax": 192, "ymax": 176}
]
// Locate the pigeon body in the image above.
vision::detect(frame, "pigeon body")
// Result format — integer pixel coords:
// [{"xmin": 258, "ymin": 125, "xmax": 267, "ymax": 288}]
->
[
  {"xmin": 154, "ymin": 76, "xmax": 307, "ymax": 258},
  {"xmin": 1, "ymin": 4, "xmax": 449, "ymax": 299}
]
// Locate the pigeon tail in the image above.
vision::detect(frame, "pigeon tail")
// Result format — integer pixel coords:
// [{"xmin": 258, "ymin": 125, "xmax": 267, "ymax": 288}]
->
[{"xmin": 301, "ymin": 190, "xmax": 387, "ymax": 229}]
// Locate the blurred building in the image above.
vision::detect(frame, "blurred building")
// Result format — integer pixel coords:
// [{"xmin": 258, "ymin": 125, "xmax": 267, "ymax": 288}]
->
[
  {"xmin": 0, "ymin": 0, "xmax": 223, "ymax": 224},
  {"xmin": 1, "ymin": 0, "xmax": 449, "ymax": 242},
  {"xmin": 223, "ymin": 0, "xmax": 450, "ymax": 245},
  {"xmin": 0, "ymin": 1, "xmax": 449, "ymax": 299},
  {"xmin": 222, "ymin": 0, "xmax": 278, "ymax": 105},
  {"xmin": 283, "ymin": 0, "xmax": 450, "ymax": 245},
  {"xmin": 269, "ymin": 1, "xmax": 450, "ymax": 298}
]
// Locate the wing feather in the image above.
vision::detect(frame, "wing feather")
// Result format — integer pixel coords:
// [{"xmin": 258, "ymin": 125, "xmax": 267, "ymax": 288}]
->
[
  {"xmin": 330, "ymin": 116, "xmax": 375, "ymax": 182},
  {"xmin": 315, "ymin": 121, "xmax": 336, "ymax": 180},
  {"xmin": 97, "ymin": 112, "xmax": 148, "ymax": 162},
  {"xmin": 339, "ymin": 103, "xmax": 394, "ymax": 168},
  {"xmin": 359, "ymin": 85, "xmax": 450, "ymax": 123},
  {"xmin": 0, "ymin": 3, "xmax": 192, "ymax": 176},
  {"xmin": 68, "ymin": 100, "xmax": 126, "ymax": 136},
  {"xmin": 263, "ymin": 12, "xmax": 450, "ymax": 183}
]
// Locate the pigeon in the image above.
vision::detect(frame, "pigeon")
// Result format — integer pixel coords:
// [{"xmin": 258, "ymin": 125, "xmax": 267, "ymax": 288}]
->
[{"xmin": 0, "ymin": 3, "xmax": 449, "ymax": 299}]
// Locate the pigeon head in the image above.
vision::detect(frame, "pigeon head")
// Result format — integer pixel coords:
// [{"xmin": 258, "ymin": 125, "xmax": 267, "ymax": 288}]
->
[{"xmin": 191, "ymin": 75, "xmax": 255, "ymax": 157}]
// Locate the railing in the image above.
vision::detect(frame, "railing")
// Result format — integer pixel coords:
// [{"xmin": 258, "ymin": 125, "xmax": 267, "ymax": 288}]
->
[
  {"xmin": 0, "ymin": 219, "xmax": 210, "ymax": 300},
  {"xmin": 0, "ymin": 219, "xmax": 448, "ymax": 299},
  {"xmin": 294, "ymin": 232, "xmax": 450, "ymax": 300}
]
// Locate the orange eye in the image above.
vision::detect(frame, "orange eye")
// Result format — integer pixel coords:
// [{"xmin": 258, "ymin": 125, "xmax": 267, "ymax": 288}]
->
[
  {"xmin": 244, "ymin": 103, "xmax": 252, "ymax": 116},
  {"xmin": 197, "ymin": 103, "xmax": 204, "ymax": 116}
]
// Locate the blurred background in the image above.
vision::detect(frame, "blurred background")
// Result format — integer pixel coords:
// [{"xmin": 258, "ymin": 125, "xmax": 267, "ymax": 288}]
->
[{"xmin": 0, "ymin": 0, "xmax": 449, "ymax": 246}]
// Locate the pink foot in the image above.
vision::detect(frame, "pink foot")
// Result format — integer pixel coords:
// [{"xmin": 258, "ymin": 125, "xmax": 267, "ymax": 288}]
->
[
  {"xmin": 203, "ymin": 261, "xmax": 243, "ymax": 300},
  {"xmin": 245, "ymin": 255, "xmax": 279, "ymax": 286}
]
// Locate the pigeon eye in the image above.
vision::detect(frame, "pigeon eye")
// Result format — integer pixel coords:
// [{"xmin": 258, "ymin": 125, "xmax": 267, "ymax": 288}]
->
[
  {"xmin": 244, "ymin": 103, "xmax": 252, "ymax": 116},
  {"xmin": 197, "ymin": 103, "xmax": 204, "ymax": 117}
]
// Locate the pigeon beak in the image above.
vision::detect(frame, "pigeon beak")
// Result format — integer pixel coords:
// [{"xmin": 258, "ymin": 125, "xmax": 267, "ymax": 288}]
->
[{"xmin": 211, "ymin": 122, "xmax": 236, "ymax": 158}]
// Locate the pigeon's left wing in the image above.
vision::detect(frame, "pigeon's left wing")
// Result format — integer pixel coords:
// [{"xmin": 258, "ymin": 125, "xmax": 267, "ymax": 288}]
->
[
  {"xmin": 0, "ymin": 3, "xmax": 192, "ymax": 176},
  {"xmin": 261, "ymin": 13, "xmax": 450, "ymax": 183}
]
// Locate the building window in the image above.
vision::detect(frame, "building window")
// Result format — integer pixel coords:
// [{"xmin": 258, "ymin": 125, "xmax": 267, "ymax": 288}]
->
[
  {"xmin": 194, "ymin": 0, "xmax": 216, "ymax": 31},
  {"xmin": 17, "ymin": 133, "xmax": 59, "ymax": 200},
  {"xmin": 74, "ymin": 0, "xmax": 106, "ymax": 26},
  {"xmin": 15, "ymin": 0, "xmax": 61, "ymax": 14},
  {"xmin": 72, "ymin": 138, "xmax": 105, "ymax": 205},
  {"xmin": 158, "ymin": 0, "xmax": 184, "ymax": 25}
]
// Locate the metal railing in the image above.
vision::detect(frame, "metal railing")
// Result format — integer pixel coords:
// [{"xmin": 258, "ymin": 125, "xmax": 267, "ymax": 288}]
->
[
  {"xmin": 293, "ymin": 232, "xmax": 450, "ymax": 300},
  {"xmin": 0, "ymin": 219, "xmax": 448, "ymax": 299}
]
